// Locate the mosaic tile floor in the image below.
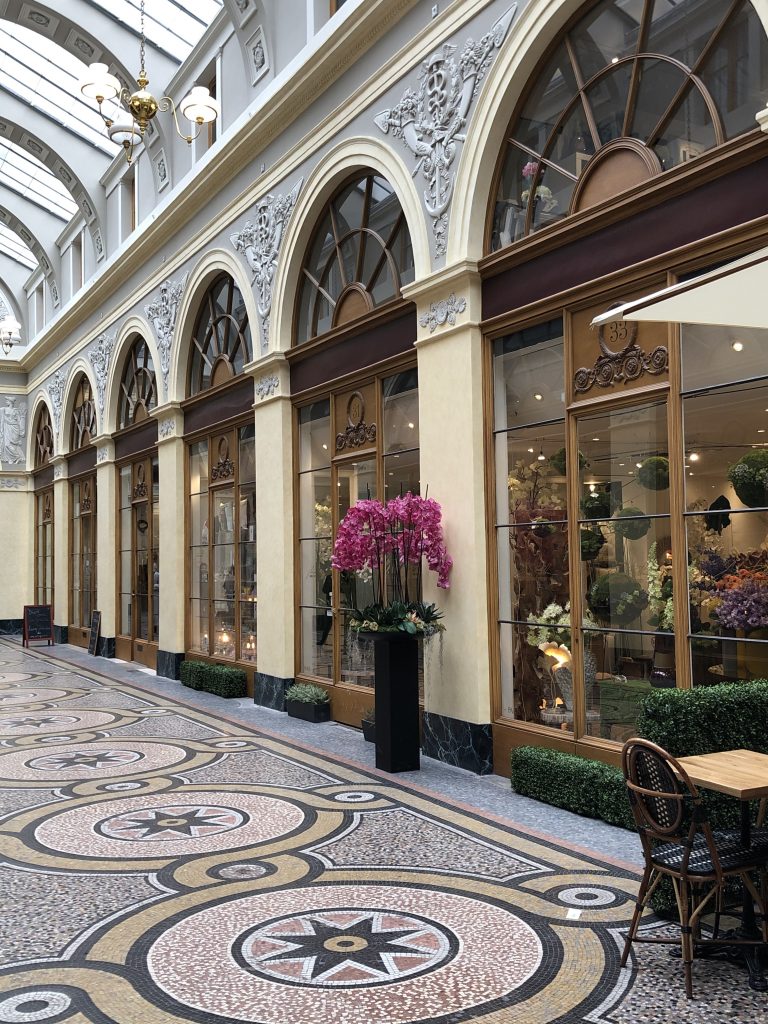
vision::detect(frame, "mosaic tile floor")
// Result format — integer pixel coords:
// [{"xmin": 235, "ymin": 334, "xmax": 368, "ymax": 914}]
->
[{"xmin": 0, "ymin": 641, "xmax": 764, "ymax": 1023}]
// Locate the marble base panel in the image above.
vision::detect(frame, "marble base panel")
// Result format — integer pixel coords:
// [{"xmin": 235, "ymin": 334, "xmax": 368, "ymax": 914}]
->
[
  {"xmin": 95, "ymin": 636, "xmax": 116, "ymax": 659},
  {"xmin": 54, "ymin": 625, "xmax": 69, "ymax": 644},
  {"xmin": 157, "ymin": 650, "xmax": 185, "ymax": 681},
  {"xmin": 254, "ymin": 673, "xmax": 292, "ymax": 711},
  {"xmin": 0, "ymin": 619, "xmax": 22, "ymax": 635},
  {"xmin": 421, "ymin": 712, "xmax": 493, "ymax": 776}
]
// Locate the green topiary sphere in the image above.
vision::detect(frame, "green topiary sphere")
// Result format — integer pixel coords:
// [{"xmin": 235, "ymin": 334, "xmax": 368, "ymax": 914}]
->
[
  {"xmin": 549, "ymin": 447, "xmax": 586, "ymax": 476},
  {"xmin": 580, "ymin": 528, "xmax": 605, "ymax": 561},
  {"xmin": 588, "ymin": 572, "xmax": 649, "ymax": 626},
  {"xmin": 612, "ymin": 506, "xmax": 651, "ymax": 540},
  {"xmin": 581, "ymin": 490, "xmax": 612, "ymax": 520},
  {"xmin": 637, "ymin": 456, "xmax": 669, "ymax": 491},
  {"xmin": 728, "ymin": 449, "xmax": 768, "ymax": 508}
]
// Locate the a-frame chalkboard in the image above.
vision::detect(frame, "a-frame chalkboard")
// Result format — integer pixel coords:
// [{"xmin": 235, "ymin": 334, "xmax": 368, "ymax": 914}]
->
[
  {"xmin": 88, "ymin": 610, "xmax": 101, "ymax": 657},
  {"xmin": 23, "ymin": 605, "xmax": 53, "ymax": 647}
]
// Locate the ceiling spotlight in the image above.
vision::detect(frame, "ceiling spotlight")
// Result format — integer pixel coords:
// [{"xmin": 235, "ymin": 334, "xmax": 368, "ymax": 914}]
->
[
  {"xmin": 732, "ymin": 341, "xmax": 744, "ymax": 352},
  {"xmin": 533, "ymin": 393, "xmax": 543, "ymax": 401},
  {"xmin": 619, "ymin": 463, "xmax": 625, "ymax": 467},
  {"xmin": 688, "ymin": 452, "xmax": 699, "ymax": 462},
  {"xmin": 759, "ymin": 429, "xmax": 766, "ymax": 434},
  {"xmin": 636, "ymin": 462, "xmax": 642, "ymax": 468},
  {"xmin": 408, "ymin": 422, "xmax": 415, "ymax": 429},
  {"xmin": 589, "ymin": 483, "xmax": 596, "ymax": 492},
  {"xmin": 527, "ymin": 447, "xmax": 534, "ymax": 453},
  {"xmin": 592, "ymin": 437, "xmax": 600, "ymax": 441}
]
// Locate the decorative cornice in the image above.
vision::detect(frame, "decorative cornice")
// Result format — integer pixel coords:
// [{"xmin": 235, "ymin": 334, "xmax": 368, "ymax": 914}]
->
[{"xmin": 419, "ymin": 293, "xmax": 467, "ymax": 333}]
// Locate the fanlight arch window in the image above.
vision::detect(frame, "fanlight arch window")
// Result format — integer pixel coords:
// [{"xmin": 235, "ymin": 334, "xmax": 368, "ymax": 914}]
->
[
  {"xmin": 187, "ymin": 274, "xmax": 252, "ymax": 397},
  {"xmin": 34, "ymin": 404, "xmax": 54, "ymax": 468},
  {"xmin": 490, "ymin": 0, "xmax": 768, "ymax": 251},
  {"xmin": 118, "ymin": 336, "xmax": 158, "ymax": 428},
  {"xmin": 70, "ymin": 376, "xmax": 96, "ymax": 451},
  {"xmin": 296, "ymin": 172, "xmax": 415, "ymax": 345}
]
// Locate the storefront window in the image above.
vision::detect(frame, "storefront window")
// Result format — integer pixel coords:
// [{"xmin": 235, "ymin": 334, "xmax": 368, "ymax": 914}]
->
[
  {"xmin": 35, "ymin": 491, "xmax": 53, "ymax": 606},
  {"xmin": 490, "ymin": 0, "xmax": 768, "ymax": 250},
  {"xmin": 681, "ymin": 326, "xmax": 768, "ymax": 686},
  {"xmin": 70, "ymin": 476, "xmax": 96, "ymax": 628},
  {"xmin": 118, "ymin": 458, "xmax": 160, "ymax": 646}
]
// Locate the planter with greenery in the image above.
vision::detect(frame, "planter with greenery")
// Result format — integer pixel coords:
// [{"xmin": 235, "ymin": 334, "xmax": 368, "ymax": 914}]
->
[
  {"xmin": 361, "ymin": 708, "xmax": 375, "ymax": 743},
  {"xmin": 180, "ymin": 660, "xmax": 247, "ymax": 698},
  {"xmin": 285, "ymin": 682, "xmax": 331, "ymax": 723}
]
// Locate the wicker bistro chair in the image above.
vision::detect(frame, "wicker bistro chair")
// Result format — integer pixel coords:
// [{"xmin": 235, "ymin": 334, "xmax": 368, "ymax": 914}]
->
[{"xmin": 621, "ymin": 738, "xmax": 768, "ymax": 998}]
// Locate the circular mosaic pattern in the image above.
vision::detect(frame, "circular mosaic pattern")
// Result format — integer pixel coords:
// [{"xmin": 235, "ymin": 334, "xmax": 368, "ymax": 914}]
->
[
  {"xmin": 0, "ymin": 741, "xmax": 191, "ymax": 783},
  {"xmin": 139, "ymin": 709, "xmax": 171, "ymax": 717},
  {"xmin": 96, "ymin": 803, "xmax": 248, "ymax": 842},
  {"xmin": 103, "ymin": 782, "xmax": 144, "ymax": 792},
  {"xmin": 217, "ymin": 863, "xmax": 270, "ymax": 880},
  {"xmin": 0, "ymin": 674, "xmax": 37, "ymax": 684},
  {"xmin": 236, "ymin": 907, "xmax": 456, "ymax": 987},
  {"xmin": 0, "ymin": 710, "xmax": 115, "ymax": 735},
  {"xmin": 35, "ymin": 791, "xmax": 305, "ymax": 859},
  {"xmin": 147, "ymin": 884, "xmax": 542, "ymax": 1023},
  {"xmin": 333, "ymin": 792, "xmax": 377, "ymax": 803},
  {"xmin": 557, "ymin": 886, "xmax": 620, "ymax": 908},
  {"xmin": 0, "ymin": 991, "xmax": 71, "ymax": 1022},
  {"xmin": 0, "ymin": 690, "xmax": 69, "ymax": 706},
  {"xmin": 213, "ymin": 740, "xmax": 249, "ymax": 749}
]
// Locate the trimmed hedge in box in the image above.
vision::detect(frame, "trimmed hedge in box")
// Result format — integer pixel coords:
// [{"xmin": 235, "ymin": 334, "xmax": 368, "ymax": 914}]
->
[
  {"xmin": 510, "ymin": 746, "xmax": 635, "ymax": 832},
  {"xmin": 180, "ymin": 660, "xmax": 247, "ymax": 698}
]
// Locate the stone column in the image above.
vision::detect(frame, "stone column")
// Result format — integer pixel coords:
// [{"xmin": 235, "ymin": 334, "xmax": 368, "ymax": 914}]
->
[
  {"xmin": 153, "ymin": 407, "xmax": 186, "ymax": 679},
  {"xmin": 248, "ymin": 355, "xmax": 295, "ymax": 708},
  {"xmin": 93, "ymin": 436, "xmax": 117, "ymax": 658},
  {"xmin": 402, "ymin": 263, "xmax": 493, "ymax": 774},
  {"xmin": 0, "ymin": 472, "xmax": 33, "ymax": 633},
  {"xmin": 51, "ymin": 457, "xmax": 70, "ymax": 643}
]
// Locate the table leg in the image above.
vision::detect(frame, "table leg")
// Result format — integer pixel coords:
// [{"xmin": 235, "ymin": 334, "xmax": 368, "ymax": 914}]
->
[{"xmin": 739, "ymin": 802, "xmax": 767, "ymax": 991}]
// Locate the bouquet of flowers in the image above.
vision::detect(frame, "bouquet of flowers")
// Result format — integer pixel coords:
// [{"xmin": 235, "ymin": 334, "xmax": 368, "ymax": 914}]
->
[
  {"xmin": 332, "ymin": 492, "xmax": 453, "ymax": 636},
  {"xmin": 713, "ymin": 569, "xmax": 768, "ymax": 631}
]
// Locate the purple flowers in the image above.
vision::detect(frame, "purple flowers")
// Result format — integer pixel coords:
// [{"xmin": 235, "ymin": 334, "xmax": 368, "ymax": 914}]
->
[
  {"xmin": 715, "ymin": 578, "xmax": 768, "ymax": 631},
  {"xmin": 332, "ymin": 493, "xmax": 453, "ymax": 607}
]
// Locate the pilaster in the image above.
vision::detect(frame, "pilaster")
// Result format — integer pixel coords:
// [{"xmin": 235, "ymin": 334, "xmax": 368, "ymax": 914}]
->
[
  {"xmin": 52, "ymin": 457, "xmax": 70, "ymax": 636},
  {"xmin": 93, "ymin": 436, "xmax": 117, "ymax": 650},
  {"xmin": 0, "ymin": 471, "xmax": 32, "ymax": 627},
  {"xmin": 153, "ymin": 406, "xmax": 186, "ymax": 673}
]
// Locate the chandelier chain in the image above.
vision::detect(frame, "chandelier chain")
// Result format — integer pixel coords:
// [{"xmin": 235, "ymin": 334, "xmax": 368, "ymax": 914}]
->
[{"xmin": 139, "ymin": 0, "xmax": 146, "ymax": 75}]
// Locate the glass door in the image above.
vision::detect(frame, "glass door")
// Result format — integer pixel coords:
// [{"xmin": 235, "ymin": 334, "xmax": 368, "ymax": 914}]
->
[
  {"xmin": 117, "ymin": 457, "xmax": 159, "ymax": 667},
  {"xmin": 35, "ymin": 489, "xmax": 54, "ymax": 609},
  {"xmin": 69, "ymin": 475, "xmax": 97, "ymax": 646}
]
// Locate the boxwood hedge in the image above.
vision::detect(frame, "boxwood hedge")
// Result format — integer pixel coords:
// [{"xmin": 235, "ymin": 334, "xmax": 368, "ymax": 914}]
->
[{"xmin": 180, "ymin": 660, "xmax": 247, "ymax": 698}]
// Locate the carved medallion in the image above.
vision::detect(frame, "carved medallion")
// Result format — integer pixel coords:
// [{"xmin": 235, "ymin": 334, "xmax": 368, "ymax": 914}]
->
[
  {"xmin": 574, "ymin": 318, "xmax": 668, "ymax": 394},
  {"xmin": 132, "ymin": 463, "xmax": 148, "ymax": 501},
  {"xmin": 211, "ymin": 437, "xmax": 235, "ymax": 482},
  {"xmin": 336, "ymin": 392, "xmax": 377, "ymax": 451}
]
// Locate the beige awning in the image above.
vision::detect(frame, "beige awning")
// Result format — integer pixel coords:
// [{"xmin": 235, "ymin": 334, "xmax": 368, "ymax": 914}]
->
[{"xmin": 592, "ymin": 245, "xmax": 768, "ymax": 330}]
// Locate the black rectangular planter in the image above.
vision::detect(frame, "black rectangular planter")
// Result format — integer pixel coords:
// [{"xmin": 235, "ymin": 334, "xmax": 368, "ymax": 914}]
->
[
  {"xmin": 286, "ymin": 699, "xmax": 331, "ymax": 723},
  {"xmin": 362, "ymin": 719, "xmax": 376, "ymax": 743},
  {"xmin": 367, "ymin": 631, "xmax": 420, "ymax": 773}
]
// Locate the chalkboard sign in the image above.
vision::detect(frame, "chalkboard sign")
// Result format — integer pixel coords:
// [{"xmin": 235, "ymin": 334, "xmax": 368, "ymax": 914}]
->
[
  {"xmin": 23, "ymin": 605, "xmax": 53, "ymax": 647},
  {"xmin": 88, "ymin": 610, "xmax": 101, "ymax": 657}
]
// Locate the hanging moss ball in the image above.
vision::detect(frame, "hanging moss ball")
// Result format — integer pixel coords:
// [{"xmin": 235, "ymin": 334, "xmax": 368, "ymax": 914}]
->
[
  {"xmin": 612, "ymin": 506, "xmax": 651, "ymax": 540},
  {"xmin": 580, "ymin": 528, "xmax": 605, "ymax": 560},
  {"xmin": 588, "ymin": 572, "xmax": 649, "ymax": 626},
  {"xmin": 530, "ymin": 516, "xmax": 556, "ymax": 537},
  {"xmin": 580, "ymin": 489, "xmax": 612, "ymax": 520},
  {"xmin": 727, "ymin": 450, "xmax": 768, "ymax": 509},
  {"xmin": 549, "ymin": 447, "xmax": 586, "ymax": 476},
  {"xmin": 637, "ymin": 456, "xmax": 670, "ymax": 491}
]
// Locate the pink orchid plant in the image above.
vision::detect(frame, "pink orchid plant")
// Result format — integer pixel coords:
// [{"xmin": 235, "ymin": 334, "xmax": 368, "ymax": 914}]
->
[{"xmin": 332, "ymin": 492, "xmax": 453, "ymax": 636}]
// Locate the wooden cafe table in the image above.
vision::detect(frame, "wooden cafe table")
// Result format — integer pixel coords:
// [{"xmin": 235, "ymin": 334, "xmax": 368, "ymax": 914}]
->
[{"xmin": 676, "ymin": 748, "xmax": 768, "ymax": 991}]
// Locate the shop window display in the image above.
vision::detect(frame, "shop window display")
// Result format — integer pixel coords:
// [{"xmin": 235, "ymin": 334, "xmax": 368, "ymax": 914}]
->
[{"xmin": 69, "ymin": 376, "xmax": 97, "ymax": 632}]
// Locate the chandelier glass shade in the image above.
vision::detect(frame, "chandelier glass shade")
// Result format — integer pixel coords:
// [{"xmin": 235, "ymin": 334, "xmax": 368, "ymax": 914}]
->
[
  {"xmin": 79, "ymin": 2, "xmax": 219, "ymax": 164},
  {"xmin": 0, "ymin": 315, "xmax": 21, "ymax": 356}
]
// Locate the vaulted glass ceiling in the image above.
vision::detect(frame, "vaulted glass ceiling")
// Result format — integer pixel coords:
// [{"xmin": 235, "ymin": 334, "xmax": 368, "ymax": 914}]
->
[
  {"xmin": 87, "ymin": 0, "xmax": 224, "ymax": 62},
  {"xmin": 0, "ymin": 139, "xmax": 78, "ymax": 222},
  {"xmin": 0, "ymin": 225, "xmax": 36, "ymax": 270}
]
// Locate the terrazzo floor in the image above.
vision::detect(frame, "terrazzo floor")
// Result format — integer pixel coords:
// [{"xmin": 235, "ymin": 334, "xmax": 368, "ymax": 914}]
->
[{"xmin": 0, "ymin": 638, "xmax": 764, "ymax": 1023}]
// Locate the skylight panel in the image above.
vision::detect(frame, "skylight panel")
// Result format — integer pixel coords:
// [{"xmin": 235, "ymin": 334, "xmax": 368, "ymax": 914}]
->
[
  {"xmin": 0, "ymin": 224, "xmax": 37, "ymax": 270},
  {"xmin": 0, "ymin": 140, "xmax": 78, "ymax": 221},
  {"xmin": 85, "ymin": 0, "xmax": 223, "ymax": 62}
]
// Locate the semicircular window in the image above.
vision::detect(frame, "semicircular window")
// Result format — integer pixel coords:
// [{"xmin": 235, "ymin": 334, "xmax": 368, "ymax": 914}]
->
[
  {"xmin": 296, "ymin": 172, "xmax": 415, "ymax": 345},
  {"xmin": 70, "ymin": 375, "xmax": 96, "ymax": 451},
  {"xmin": 188, "ymin": 274, "xmax": 252, "ymax": 396},
  {"xmin": 489, "ymin": 0, "xmax": 768, "ymax": 251},
  {"xmin": 34, "ymin": 404, "xmax": 54, "ymax": 468},
  {"xmin": 118, "ymin": 336, "xmax": 158, "ymax": 428}
]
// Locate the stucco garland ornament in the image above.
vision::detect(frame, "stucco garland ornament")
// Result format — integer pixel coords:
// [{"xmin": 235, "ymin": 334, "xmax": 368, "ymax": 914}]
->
[
  {"xmin": 374, "ymin": 5, "xmax": 517, "ymax": 255},
  {"xmin": 158, "ymin": 417, "xmax": 175, "ymax": 440},
  {"xmin": 88, "ymin": 332, "xmax": 115, "ymax": 416},
  {"xmin": 230, "ymin": 179, "xmax": 303, "ymax": 352},
  {"xmin": 145, "ymin": 274, "xmax": 189, "ymax": 397},
  {"xmin": 256, "ymin": 374, "xmax": 279, "ymax": 400},
  {"xmin": 47, "ymin": 369, "xmax": 67, "ymax": 434},
  {"xmin": 419, "ymin": 293, "xmax": 466, "ymax": 333}
]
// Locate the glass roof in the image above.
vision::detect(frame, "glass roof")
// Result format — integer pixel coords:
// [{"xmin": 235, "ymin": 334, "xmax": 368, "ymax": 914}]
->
[
  {"xmin": 86, "ymin": 0, "xmax": 224, "ymax": 62},
  {"xmin": 0, "ymin": 139, "xmax": 78, "ymax": 221},
  {"xmin": 0, "ymin": 22, "xmax": 120, "ymax": 156},
  {"xmin": 0, "ymin": 224, "xmax": 36, "ymax": 270}
]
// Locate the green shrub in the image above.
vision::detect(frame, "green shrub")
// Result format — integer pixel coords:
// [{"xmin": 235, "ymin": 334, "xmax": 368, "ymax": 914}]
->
[
  {"xmin": 510, "ymin": 746, "xmax": 635, "ymax": 832},
  {"xmin": 180, "ymin": 660, "xmax": 247, "ymax": 698},
  {"xmin": 285, "ymin": 682, "xmax": 330, "ymax": 704}
]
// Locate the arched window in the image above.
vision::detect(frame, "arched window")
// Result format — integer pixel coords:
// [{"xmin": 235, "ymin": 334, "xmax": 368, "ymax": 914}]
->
[
  {"xmin": 489, "ymin": 0, "xmax": 768, "ymax": 251},
  {"xmin": 296, "ymin": 173, "xmax": 415, "ymax": 344},
  {"xmin": 187, "ymin": 274, "xmax": 252, "ymax": 396},
  {"xmin": 70, "ymin": 376, "xmax": 96, "ymax": 451},
  {"xmin": 34, "ymin": 404, "xmax": 54, "ymax": 467},
  {"xmin": 118, "ymin": 336, "xmax": 158, "ymax": 428}
]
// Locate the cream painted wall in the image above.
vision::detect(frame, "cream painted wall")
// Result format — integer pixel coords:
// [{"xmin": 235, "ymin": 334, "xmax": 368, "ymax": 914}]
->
[
  {"xmin": 254, "ymin": 394, "xmax": 295, "ymax": 680},
  {"xmin": 0, "ymin": 485, "xmax": 33, "ymax": 620},
  {"xmin": 157, "ymin": 431, "xmax": 186, "ymax": 656}
]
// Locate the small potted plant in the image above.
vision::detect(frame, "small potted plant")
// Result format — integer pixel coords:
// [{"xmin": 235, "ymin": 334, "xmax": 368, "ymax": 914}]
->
[
  {"xmin": 361, "ymin": 708, "xmax": 375, "ymax": 743},
  {"xmin": 285, "ymin": 682, "xmax": 331, "ymax": 723}
]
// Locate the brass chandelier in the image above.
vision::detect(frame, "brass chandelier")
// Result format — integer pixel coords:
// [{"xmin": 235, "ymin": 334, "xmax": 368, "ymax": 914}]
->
[{"xmin": 80, "ymin": 0, "xmax": 219, "ymax": 164}]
